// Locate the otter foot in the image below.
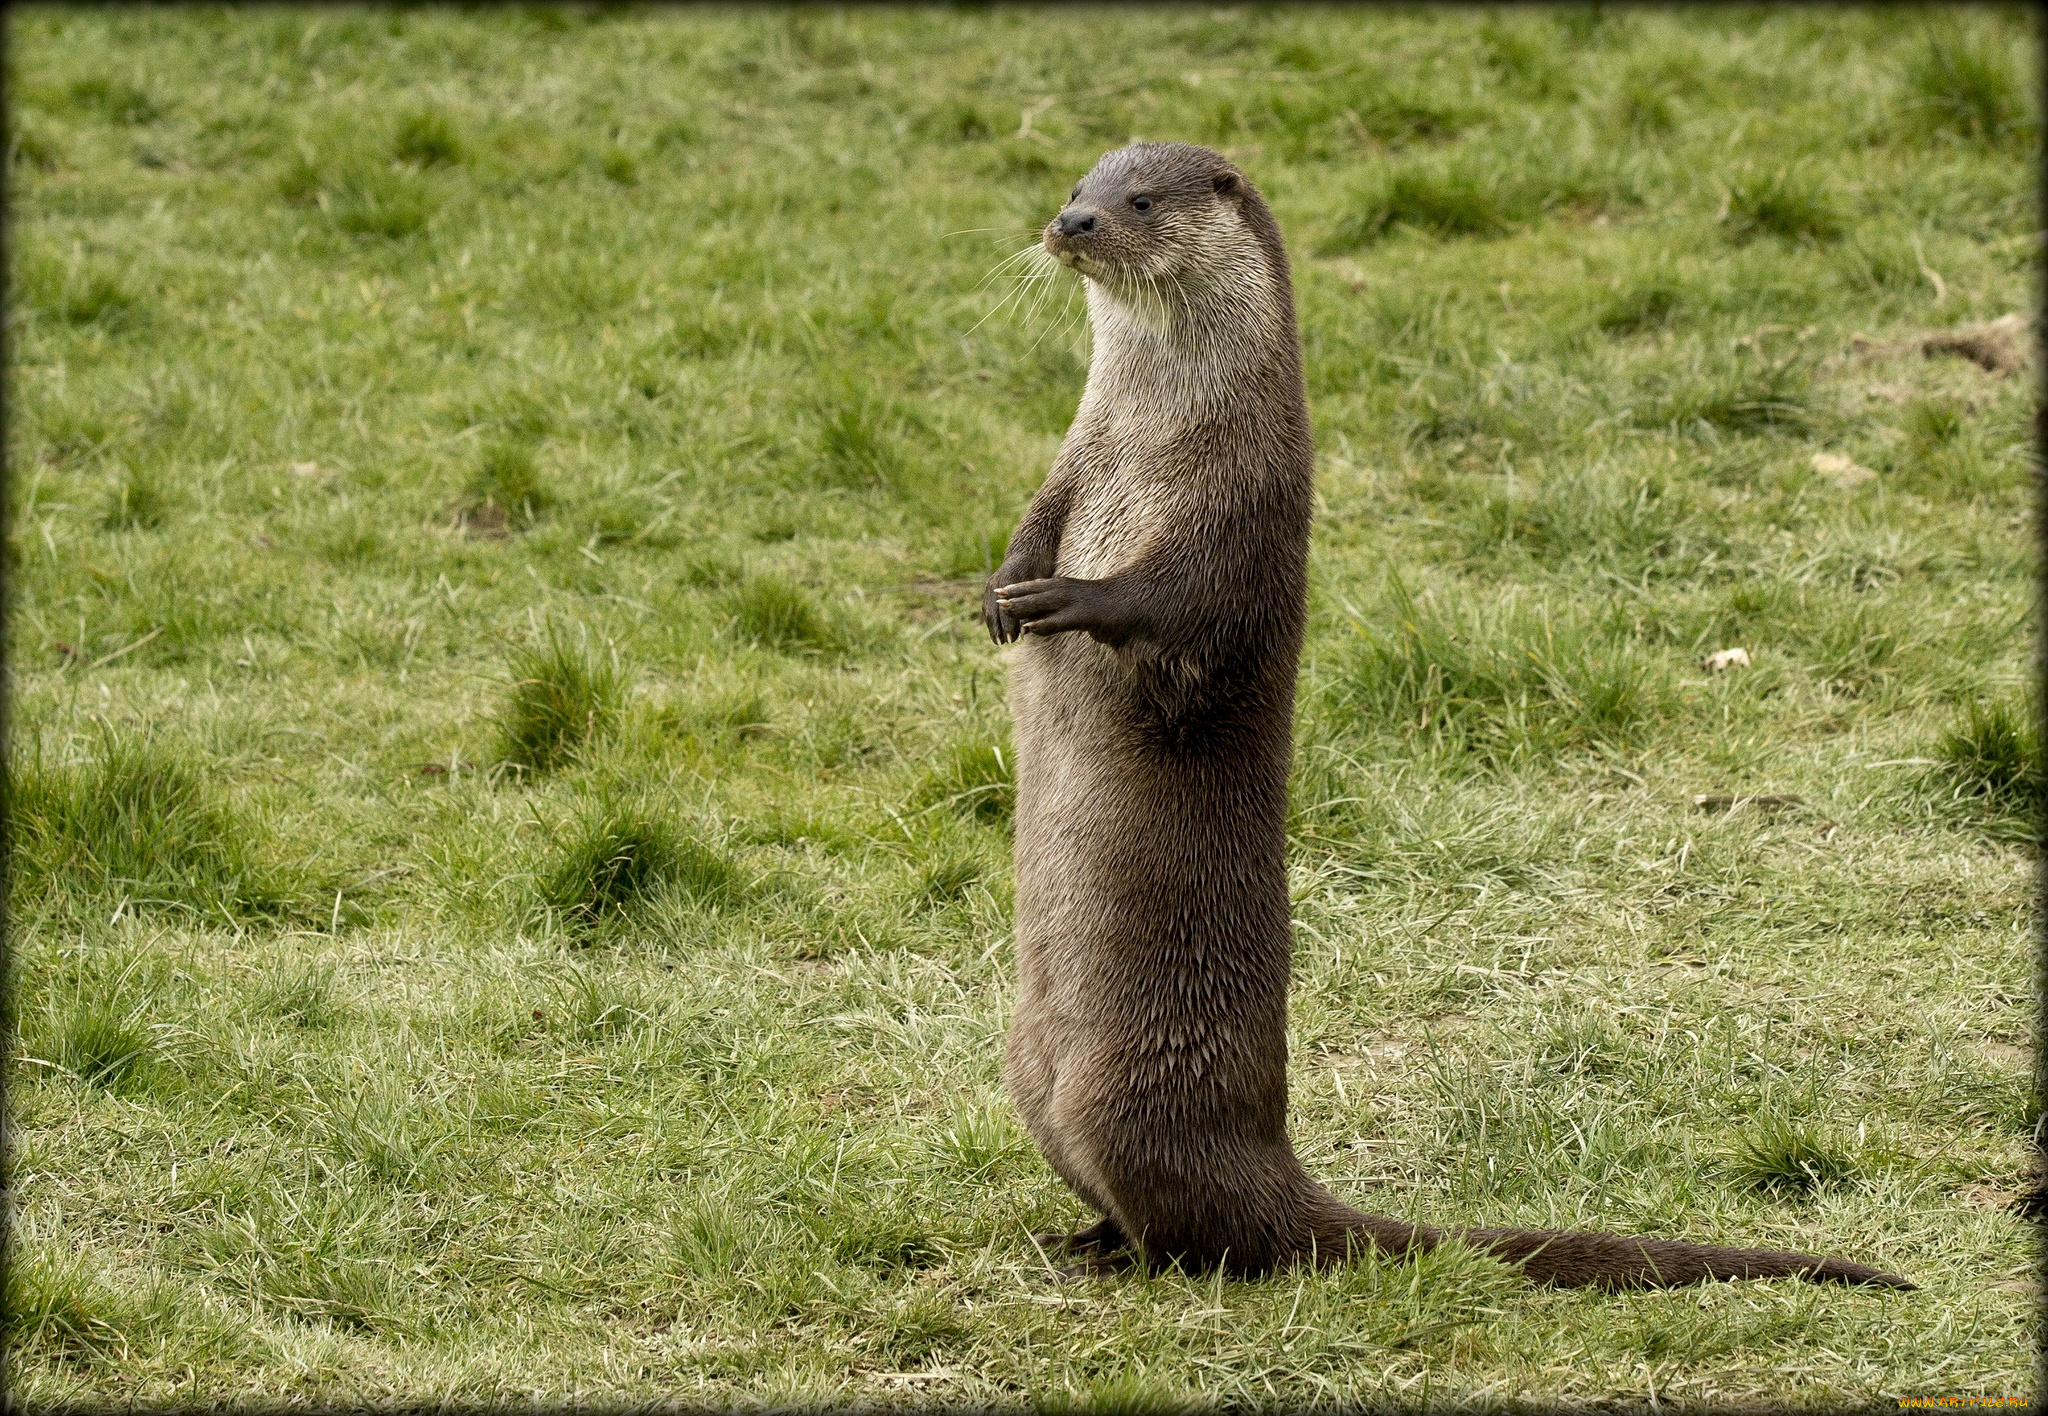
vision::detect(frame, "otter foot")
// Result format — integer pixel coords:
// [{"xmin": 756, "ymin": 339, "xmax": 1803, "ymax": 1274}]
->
[
  {"xmin": 1033, "ymin": 1217, "xmax": 1129, "ymax": 1258},
  {"xmin": 1055, "ymin": 1250, "xmax": 1139, "ymax": 1280}
]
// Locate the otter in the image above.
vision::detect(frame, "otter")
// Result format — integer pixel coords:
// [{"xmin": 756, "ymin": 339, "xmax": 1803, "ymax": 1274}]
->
[{"xmin": 982, "ymin": 142, "xmax": 1912, "ymax": 1291}]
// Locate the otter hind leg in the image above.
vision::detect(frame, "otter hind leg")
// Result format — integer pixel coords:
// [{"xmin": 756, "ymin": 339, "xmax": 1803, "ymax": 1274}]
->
[
  {"xmin": 1030, "ymin": 1217, "xmax": 1138, "ymax": 1280},
  {"xmin": 1055, "ymin": 1249, "xmax": 1141, "ymax": 1280},
  {"xmin": 1033, "ymin": 1215, "xmax": 1129, "ymax": 1258}
]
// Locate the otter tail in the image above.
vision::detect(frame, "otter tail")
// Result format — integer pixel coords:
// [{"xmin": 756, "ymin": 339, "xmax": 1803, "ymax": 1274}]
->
[
  {"xmin": 1324, "ymin": 1204, "xmax": 1913, "ymax": 1290},
  {"xmin": 1453, "ymin": 1225, "xmax": 1916, "ymax": 1291}
]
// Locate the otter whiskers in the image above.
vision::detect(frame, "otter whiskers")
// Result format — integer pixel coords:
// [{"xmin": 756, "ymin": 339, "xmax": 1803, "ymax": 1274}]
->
[{"xmin": 970, "ymin": 237, "xmax": 1083, "ymax": 354}]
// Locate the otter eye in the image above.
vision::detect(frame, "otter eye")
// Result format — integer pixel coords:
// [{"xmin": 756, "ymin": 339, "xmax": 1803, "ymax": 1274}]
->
[
  {"xmin": 1071, "ymin": 184, "xmax": 1081, "ymax": 200},
  {"xmin": 1131, "ymin": 195, "xmax": 1153, "ymax": 213}
]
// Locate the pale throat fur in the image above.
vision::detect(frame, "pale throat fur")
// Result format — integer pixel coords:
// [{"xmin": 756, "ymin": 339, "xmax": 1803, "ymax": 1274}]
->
[{"xmin": 1052, "ymin": 206, "xmax": 1287, "ymax": 587}]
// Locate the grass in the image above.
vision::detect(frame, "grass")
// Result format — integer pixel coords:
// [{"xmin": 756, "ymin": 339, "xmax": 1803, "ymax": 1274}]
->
[
  {"xmin": 1333, "ymin": 578, "xmax": 1669, "ymax": 766},
  {"xmin": 816, "ymin": 386, "xmax": 913, "ymax": 490},
  {"xmin": 1595, "ymin": 276, "xmax": 1686, "ymax": 334},
  {"xmin": 915, "ymin": 736, "xmax": 1016, "ymax": 824},
  {"xmin": 98, "ymin": 463, "xmax": 168, "ymax": 529},
  {"xmin": 34, "ymin": 977, "xmax": 157, "ymax": 1093},
  {"xmin": 495, "ymin": 628, "xmax": 623, "ymax": 773},
  {"xmin": 1905, "ymin": 29, "xmax": 2037, "ymax": 144},
  {"xmin": 1636, "ymin": 347, "xmax": 1817, "ymax": 435},
  {"xmin": 463, "ymin": 438, "xmax": 551, "ymax": 527},
  {"xmin": 533, "ymin": 797, "xmax": 736, "ymax": 932},
  {"xmin": 392, "ymin": 108, "xmax": 464, "ymax": 169},
  {"xmin": 37, "ymin": 265, "xmax": 138, "ymax": 328},
  {"xmin": 11, "ymin": 729, "xmax": 301, "ymax": 919},
  {"xmin": 4, "ymin": 5, "xmax": 2038, "ymax": 1408},
  {"xmin": 252, "ymin": 958, "xmax": 346, "ymax": 1030},
  {"xmin": 728, "ymin": 574, "xmax": 841, "ymax": 652},
  {"xmin": 1722, "ymin": 168, "xmax": 1847, "ymax": 245},
  {"xmin": 1321, "ymin": 146, "xmax": 1629, "ymax": 250},
  {"xmin": 1726, "ymin": 1116, "xmax": 1864, "ymax": 1199},
  {"xmin": 1933, "ymin": 696, "xmax": 2044, "ymax": 842}
]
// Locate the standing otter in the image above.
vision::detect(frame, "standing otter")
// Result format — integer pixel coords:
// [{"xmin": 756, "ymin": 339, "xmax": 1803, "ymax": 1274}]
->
[{"xmin": 983, "ymin": 142, "xmax": 1911, "ymax": 1291}]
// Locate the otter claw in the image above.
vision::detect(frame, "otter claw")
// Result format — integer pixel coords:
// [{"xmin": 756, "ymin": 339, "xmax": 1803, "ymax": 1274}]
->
[
  {"xmin": 985, "ymin": 563, "xmax": 1040, "ymax": 644},
  {"xmin": 1033, "ymin": 1228, "xmax": 1136, "ymax": 1279},
  {"xmin": 1055, "ymin": 1253, "xmax": 1137, "ymax": 1279},
  {"xmin": 1034, "ymin": 1217, "xmax": 1130, "ymax": 1257}
]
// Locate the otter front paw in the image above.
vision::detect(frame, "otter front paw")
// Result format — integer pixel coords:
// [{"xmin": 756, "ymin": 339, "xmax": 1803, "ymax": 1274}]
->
[
  {"xmin": 984, "ymin": 578, "xmax": 1018, "ymax": 644},
  {"xmin": 995, "ymin": 577, "xmax": 1128, "ymax": 644},
  {"xmin": 984, "ymin": 560, "xmax": 1041, "ymax": 644}
]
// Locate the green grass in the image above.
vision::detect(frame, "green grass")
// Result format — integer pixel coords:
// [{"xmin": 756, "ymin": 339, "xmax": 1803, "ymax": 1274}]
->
[
  {"xmin": 464, "ymin": 437, "xmax": 551, "ymax": 527},
  {"xmin": 494, "ymin": 627, "xmax": 623, "ymax": 773},
  {"xmin": 1334, "ymin": 578, "xmax": 1669, "ymax": 766},
  {"xmin": 1322, "ymin": 146, "xmax": 1630, "ymax": 250},
  {"xmin": 392, "ymin": 108, "xmax": 465, "ymax": 169},
  {"xmin": 1726, "ymin": 1116, "xmax": 1865, "ymax": 1199},
  {"xmin": 1932, "ymin": 696, "xmax": 2044, "ymax": 841},
  {"xmin": 728, "ymin": 573, "xmax": 842, "ymax": 652},
  {"xmin": 914, "ymin": 736, "xmax": 1016, "ymax": 825},
  {"xmin": 1906, "ymin": 28, "xmax": 2038, "ymax": 144},
  {"xmin": 1722, "ymin": 168, "xmax": 1847, "ymax": 245},
  {"xmin": 98, "ymin": 463, "xmax": 168, "ymax": 529},
  {"xmin": 533, "ymin": 796, "xmax": 737, "ymax": 933},
  {"xmin": 5, "ymin": 5, "xmax": 2038, "ymax": 1407},
  {"xmin": 34, "ymin": 976, "xmax": 158, "ymax": 1093},
  {"xmin": 12, "ymin": 728, "xmax": 305, "ymax": 920}
]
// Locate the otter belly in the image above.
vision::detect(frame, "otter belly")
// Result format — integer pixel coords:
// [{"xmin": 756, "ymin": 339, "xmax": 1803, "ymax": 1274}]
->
[
  {"xmin": 1003, "ymin": 631, "xmax": 1298, "ymax": 1258},
  {"xmin": 1004, "ymin": 634, "xmax": 1138, "ymax": 1071}
]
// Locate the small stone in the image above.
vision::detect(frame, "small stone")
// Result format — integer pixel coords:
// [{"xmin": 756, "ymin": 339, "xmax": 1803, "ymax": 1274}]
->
[
  {"xmin": 1960, "ymin": 1183, "xmax": 2023, "ymax": 1212},
  {"xmin": 1811, "ymin": 452, "xmax": 1876, "ymax": 488},
  {"xmin": 1704, "ymin": 647, "xmax": 1751, "ymax": 672},
  {"xmin": 288, "ymin": 460, "xmax": 322, "ymax": 477}
]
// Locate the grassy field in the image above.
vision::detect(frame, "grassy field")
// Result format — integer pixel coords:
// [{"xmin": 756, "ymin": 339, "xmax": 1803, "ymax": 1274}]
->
[{"xmin": 5, "ymin": 5, "xmax": 2041, "ymax": 1408}]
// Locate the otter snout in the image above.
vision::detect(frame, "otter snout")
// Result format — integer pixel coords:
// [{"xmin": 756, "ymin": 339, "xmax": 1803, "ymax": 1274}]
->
[{"xmin": 1044, "ymin": 204, "xmax": 1103, "ymax": 270}]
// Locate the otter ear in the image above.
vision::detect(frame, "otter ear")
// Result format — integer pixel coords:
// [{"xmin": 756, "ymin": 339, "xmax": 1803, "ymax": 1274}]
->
[{"xmin": 1212, "ymin": 172, "xmax": 1239, "ymax": 197}]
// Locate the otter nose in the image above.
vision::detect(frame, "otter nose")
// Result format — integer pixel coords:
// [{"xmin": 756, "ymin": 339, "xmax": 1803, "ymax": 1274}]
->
[{"xmin": 1057, "ymin": 209, "xmax": 1097, "ymax": 237}]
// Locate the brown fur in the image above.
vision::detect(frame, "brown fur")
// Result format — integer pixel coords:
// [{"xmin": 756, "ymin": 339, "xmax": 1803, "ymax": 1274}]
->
[{"xmin": 984, "ymin": 143, "xmax": 1913, "ymax": 1293}]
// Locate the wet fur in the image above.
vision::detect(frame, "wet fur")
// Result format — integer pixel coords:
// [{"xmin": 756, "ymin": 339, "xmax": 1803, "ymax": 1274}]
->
[{"xmin": 985, "ymin": 143, "xmax": 1912, "ymax": 1292}]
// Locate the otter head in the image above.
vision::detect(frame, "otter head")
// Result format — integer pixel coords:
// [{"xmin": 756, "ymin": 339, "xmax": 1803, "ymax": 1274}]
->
[{"xmin": 1042, "ymin": 142, "xmax": 1283, "ymax": 330}]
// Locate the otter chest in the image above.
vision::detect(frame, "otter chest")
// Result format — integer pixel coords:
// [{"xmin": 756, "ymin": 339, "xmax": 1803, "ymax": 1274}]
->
[{"xmin": 1055, "ymin": 440, "xmax": 1178, "ymax": 581}]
